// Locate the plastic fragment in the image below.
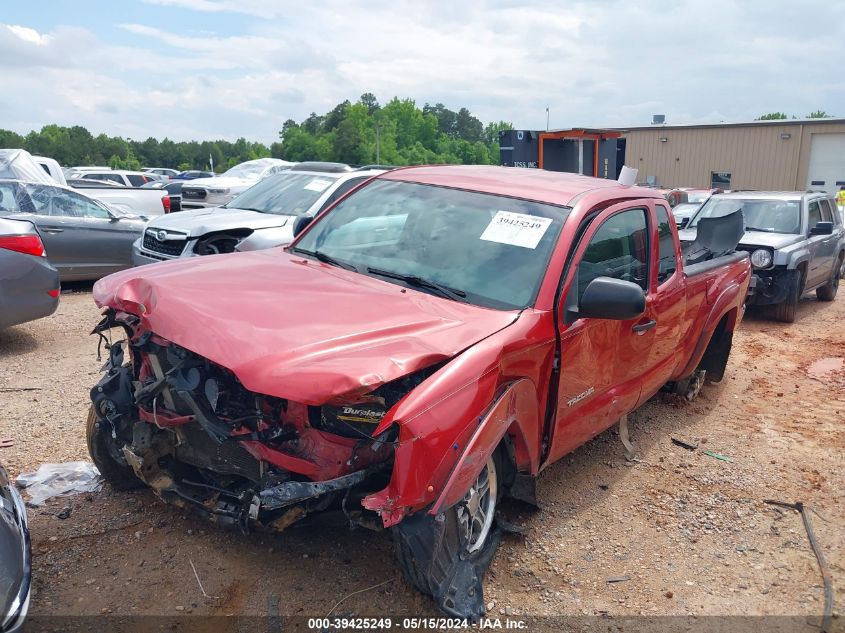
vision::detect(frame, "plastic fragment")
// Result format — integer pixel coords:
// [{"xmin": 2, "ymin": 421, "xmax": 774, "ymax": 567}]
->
[
  {"xmin": 15, "ymin": 461, "xmax": 102, "ymax": 506},
  {"xmin": 702, "ymin": 450, "xmax": 732, "ymax": 462}
]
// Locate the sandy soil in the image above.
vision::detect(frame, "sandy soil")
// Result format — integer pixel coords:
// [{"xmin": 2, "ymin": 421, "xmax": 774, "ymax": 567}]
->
[{"xmin": 0, "ymin": 284, "xmax": 842, "ymax": 630}]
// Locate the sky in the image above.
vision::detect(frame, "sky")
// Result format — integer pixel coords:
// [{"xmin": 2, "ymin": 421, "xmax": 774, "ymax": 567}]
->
[{"xmin": 1, "ymin": 0, "xmax": 844, "ymax": 144}]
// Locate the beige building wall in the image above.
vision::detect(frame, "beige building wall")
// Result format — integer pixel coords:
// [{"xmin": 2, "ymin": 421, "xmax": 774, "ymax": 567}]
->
[{"xmin": 622, "ymin": 121, "xmax": 845, "ymax": 191}]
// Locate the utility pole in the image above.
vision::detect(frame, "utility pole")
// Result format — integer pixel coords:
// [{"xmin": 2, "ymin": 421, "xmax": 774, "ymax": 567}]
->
[{"xmin": 546, "ymin": 106, "xmax": 550, "ymax": 132}]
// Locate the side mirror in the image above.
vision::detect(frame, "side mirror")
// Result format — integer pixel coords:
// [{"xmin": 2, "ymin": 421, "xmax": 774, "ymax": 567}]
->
[
  {"xmin": 810, "ymin": 221, "xmax": 833, "ymax": 235},
  {"xmin": 570, "ymin": 276, "xmax": 646, "ymax": 321},
  {"xmin": 292, "ymin": 215, "xmax": 313, "ymax": 238},
  {"xmin": 677, "ymin": 217, "xmax": 690, "ymax": 229}
]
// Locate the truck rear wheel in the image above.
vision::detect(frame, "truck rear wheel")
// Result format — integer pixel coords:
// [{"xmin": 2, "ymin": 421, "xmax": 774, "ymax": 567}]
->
[
  {"xmin": 86, "ymin": 406, "xmax": 142, "ymax": 491},
  {"xmin": 773, "ymin": 270, "xmax": 802, "ymax": 323},
  {"xmin": 816, "ymin": 255, "xmax": 842, "ymax": 302}
]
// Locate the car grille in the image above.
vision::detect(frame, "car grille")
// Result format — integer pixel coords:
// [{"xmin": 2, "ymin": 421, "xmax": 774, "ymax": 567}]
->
[
  {"xmin": 182, "ymin": 188, "xmax": 207, "ymax": 200},
  {"xmin": 143, "ymin": 232, "xmax": 186, "ymax": 257}
]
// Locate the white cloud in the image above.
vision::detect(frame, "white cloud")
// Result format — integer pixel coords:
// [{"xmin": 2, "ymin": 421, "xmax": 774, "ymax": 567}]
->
[{"xmin": 1, "ymin": 1, "xmax": 844, "ymax": 145}]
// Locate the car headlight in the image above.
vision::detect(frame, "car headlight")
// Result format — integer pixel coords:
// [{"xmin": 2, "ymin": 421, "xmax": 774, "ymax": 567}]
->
[
  {"xmin": 208, "ymin": 188, "xmax": 230, "ymax": 195},
  {"xmin": 750, "ymin": 248, "xmax": 773, "ymax": 268}
]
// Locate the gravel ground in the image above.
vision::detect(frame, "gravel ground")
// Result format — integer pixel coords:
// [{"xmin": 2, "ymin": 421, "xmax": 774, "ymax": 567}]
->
[{"xmin": 0, "ymin": 284, "xmax": 842, "ymax": 630}]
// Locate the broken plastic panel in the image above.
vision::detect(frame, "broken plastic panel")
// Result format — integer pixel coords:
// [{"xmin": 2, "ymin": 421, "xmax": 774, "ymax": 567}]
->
[{"xmin": 15, "ymin": 461, "xmax": 102, "ymax": 506}]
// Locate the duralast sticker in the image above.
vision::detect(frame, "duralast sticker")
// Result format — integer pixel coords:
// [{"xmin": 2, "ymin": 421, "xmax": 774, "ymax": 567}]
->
[
  {"xmin": 304, "ymin": 178, "xmax": 332, "ymax": 192},
  {"xmin": 480, "ymin": 211, "xmax": 552, "ymax": 249}
]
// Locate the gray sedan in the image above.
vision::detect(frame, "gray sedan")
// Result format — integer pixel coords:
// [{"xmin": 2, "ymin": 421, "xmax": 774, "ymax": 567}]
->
[
  {"xmin": 0, "ymin": 216, "xmax": 59, "ymax": 330},
  {"xmin": 0, "ymin": 179, "xmax": 147, "ymax": 281}
]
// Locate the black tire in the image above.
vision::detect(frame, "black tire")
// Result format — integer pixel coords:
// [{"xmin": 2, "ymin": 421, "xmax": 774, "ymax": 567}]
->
[
  {"xmin": 393, "ymin": 452, "xmax": 502, "ymax": 618},
  {"xmin": 86, "ymin": 406, "xmax": 142, "ymax": 491},
  {"xmin": 773, "ymin": 270, "xmax": 802, "ymax": 323},
  {"xmin": 816, "ymin": 255, "xmax": 842, "ymax": 302}
]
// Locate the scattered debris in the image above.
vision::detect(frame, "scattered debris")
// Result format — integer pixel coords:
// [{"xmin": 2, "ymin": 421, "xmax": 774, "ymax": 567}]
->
[
  {"xmin": 496, "ymin": 516, "xmax": 527, "ymax": 535},
  {"xmin": 671, "ymin": 437, "xmax": 698, "ymax": 451},
  {"xmin": 702, "ymin": 450, "xmax": 732, "ymax": 463},
  {"xmin": 15, "ymin": 461, "xmax": 102, "ymax": 506},
  {"xmin": 606, "ymin": 575, "xmax": 631, "ymax": 584},
  {"xmin": 0, "ymin": 437, "xmax": 14, "ymax": 449},
  {"xmin": 764, "ymin": 500, "xmax": 833, "ymax": 633},
  {"xmin": 618, "ymin": 414, "xmax": 636, "ymax": 461},
  {"xmin": 326, "ymin": 578, "xmax": 394, "ymax": 617},
  {"xmin": 189, "ymin": 559, "xmax": 218, "ymax": 600},
  {"xmin": 598, "ymin": 484, "xmax": 609, "ymax": 490},
  {"xmin": 0, "ymin": 387, "xmax": 42, "ymax": 393},
  {"xmin": 56, "ymin": 506, "xmax": 72, "ymax": 520}
]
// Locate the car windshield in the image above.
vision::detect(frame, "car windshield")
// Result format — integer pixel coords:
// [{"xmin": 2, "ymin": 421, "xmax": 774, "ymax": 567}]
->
[
  {"xmin": 685, "ymin": 192, "xmax": 710, "ymax": 203},
  {"xmin": 222, "ymin": 162, "xmax": 271, "ymax": 179},
  {"xmin": 226, "ymin": 172, "xmax": 340, "ymax": 215},
  {"xmin": 672, "ymin": 203, "xmax": 700, "ymax": 217},
  {"xmin": 690, "ymin": 197, "xmax": 801, "ymax": 234},
  {"xmin": 293, "ymin": 179, "xmax": 568, "ymax": 310}
]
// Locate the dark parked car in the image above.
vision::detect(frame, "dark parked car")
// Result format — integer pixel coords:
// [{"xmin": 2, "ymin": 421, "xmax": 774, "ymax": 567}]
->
[
  {"xmin": 0, "ymin": 216, "xmax": 59, "ymax": 330},
  {"xmin": 141, "ymin": 180, "xmax": 183, "ymax": 212},
  {"xmin": 0, "ymin": 460, "xmax": 31, "ymax": 632},
  {"xmin": 0, "ymin": 179, "xmax": 147, "ymax": 281},
  {"xmin": 173, "ymin": 170, "xmax": 214, "ymax": 181}
]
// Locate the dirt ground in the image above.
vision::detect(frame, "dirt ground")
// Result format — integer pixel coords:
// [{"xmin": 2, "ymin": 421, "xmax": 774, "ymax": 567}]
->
[{"xmin": 1, "ymin": 284, "xmax": 842, "ymax": 630}]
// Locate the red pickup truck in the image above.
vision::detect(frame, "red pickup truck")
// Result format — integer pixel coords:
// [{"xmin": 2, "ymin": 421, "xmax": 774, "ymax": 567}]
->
[{"xmin": 88, "ymin": 166, "xmax": 751, "ymax": 619}]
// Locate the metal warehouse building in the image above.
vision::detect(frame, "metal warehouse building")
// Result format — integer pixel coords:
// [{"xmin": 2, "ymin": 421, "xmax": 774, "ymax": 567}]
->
[{"xmin": 618, "ymin": 118, "xmax": 845, "ymax": 194}]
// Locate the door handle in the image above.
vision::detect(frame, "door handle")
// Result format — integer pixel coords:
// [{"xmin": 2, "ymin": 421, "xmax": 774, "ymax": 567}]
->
[
  {"xmin": 632, "ymin": 319, "xmax": 656, "ymax": 334},
  {"xmin": 43, "ymin": 228, "xmax": 64, "ymax": 234}
]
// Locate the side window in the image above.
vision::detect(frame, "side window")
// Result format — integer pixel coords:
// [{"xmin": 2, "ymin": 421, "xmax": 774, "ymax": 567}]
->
[
  {"xmin": 577, "ymin": 208, "xmax": 649, "ymax": 299},
  {"xmin": 69, "ymin": 192, "xmax": 111, "ymax": 219},
  {"xmin": 319, "ymin": 177, "xmax": 366, "ymax": 212},
  {"xmin": 50, "ymin": 190, "xmax": 88, "ymax": 218},
  {"xmin": 818, "ymin": 199, "xmax": 833, "ymax": 223},
  {"xmin": 808, "ymin": 201, "xmax": 821, "ymax": 229},
  {"xmin": 126, "ymin": 174, "xmax": 147, "ymax": 187},
  {"xmin": 655, "ymin": 205, "xmax": 677, "ymax": 284}
]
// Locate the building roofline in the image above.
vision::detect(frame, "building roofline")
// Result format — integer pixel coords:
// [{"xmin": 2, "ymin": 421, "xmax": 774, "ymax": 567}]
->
[{"xmin": 611, "ymin": 117, "xmax": 845, "ymax": 131}]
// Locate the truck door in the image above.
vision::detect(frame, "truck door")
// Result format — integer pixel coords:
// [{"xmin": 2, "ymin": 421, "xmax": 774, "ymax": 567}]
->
[
  {"xmin": 547, "ymin": 202, "xmax": 656, "ymax": 462},
  {"xmin": 637, "ymin": 202, "xmax": 686, "ymax": 404},
  {"xmin": 815, "ymin": 199, "xmax": 838, "ymax": 281}
]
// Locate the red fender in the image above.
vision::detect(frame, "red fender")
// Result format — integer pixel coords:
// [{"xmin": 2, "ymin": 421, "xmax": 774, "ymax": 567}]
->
[{"xmin": 430, "ymin": 378, "xmax": 540, "ymax": 515}]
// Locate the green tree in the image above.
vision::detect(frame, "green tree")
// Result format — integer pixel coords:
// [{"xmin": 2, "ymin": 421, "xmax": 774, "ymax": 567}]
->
[
  {"xmin": 807, "ymin": 110, "xmax": 832, "ymax": 118},
  {"xmin": 756, "ymin": 112, "xmax": 789, "ymax": 120}
]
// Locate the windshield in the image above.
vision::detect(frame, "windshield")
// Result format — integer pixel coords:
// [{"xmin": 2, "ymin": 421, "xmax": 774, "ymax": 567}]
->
[
  {"xmin": 222, "ymin": 162, "xmax": 272, "ymax": 179},
  {"xmin": 293, "ymin": 180, "xmax": 568, "ymax": 310},
  {"xmin": 672, "ymin": 203, "xmax": 700, "ymax": 217},
  {"xmin": 685, "ymin": 191, "xmax": 710, "ymax": 203},
  {"xmin": 690, "ymin": 197, "xmax": 801, "ymax": 234},
  {"xmin": 226, "ymin": 172, "xmax": 340, "ymax": 215}
]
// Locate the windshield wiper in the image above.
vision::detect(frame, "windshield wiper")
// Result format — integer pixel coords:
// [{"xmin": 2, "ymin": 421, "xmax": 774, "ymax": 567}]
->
[
  {"xmin": 290, "ymin": 247, "xmax": 358, "ymax": 271},
  {"xmin": 366, "ymin": 267, "xmax": 467, "ymax": 301},
  {"xmin": 745, "ymin": 226, "xmax": 776, "ymax": 232}
]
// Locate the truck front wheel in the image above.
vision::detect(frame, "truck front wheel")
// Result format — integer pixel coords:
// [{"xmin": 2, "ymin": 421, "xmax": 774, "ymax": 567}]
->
[
  {"xmin": 86, "ymin": 406, "xmax": 142, "ymax": 491},
  {"xmin": 393, "ymin": 454, "xmax": 501, "ymax": 620}
]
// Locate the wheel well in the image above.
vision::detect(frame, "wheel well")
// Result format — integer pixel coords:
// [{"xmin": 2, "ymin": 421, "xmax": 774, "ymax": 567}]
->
[{"xmin": 701, "ymin": 313, "xmax": 733, "ymax": 380}]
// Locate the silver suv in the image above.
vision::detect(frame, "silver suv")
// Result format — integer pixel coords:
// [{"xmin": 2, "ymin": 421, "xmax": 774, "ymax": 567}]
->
[
  {"xmin": 133, "ymin": 164, "xmax": 385, "ymax": 265},
  {"xmin": 680, "ymin": 191, "xmax": 844, "ymax": 322}
]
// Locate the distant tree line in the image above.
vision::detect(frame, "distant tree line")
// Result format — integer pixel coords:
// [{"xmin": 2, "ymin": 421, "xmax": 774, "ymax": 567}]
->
[
  {"xmin": 755, "ymin": 111, "xmax": 834, "ymax": 120},
  {"xmin": 274, "ymin": 93, "xmax": 512, "ymax": 166},
  {"xmin": 0, "ymin": 94, "xmax": 512, "ymax": 172}
]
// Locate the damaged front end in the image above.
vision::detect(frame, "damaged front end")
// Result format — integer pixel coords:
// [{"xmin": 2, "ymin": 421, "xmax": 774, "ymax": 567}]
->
[{"xmin": 88, "ymin": 309, "xmax": 430, "ymax": 533}]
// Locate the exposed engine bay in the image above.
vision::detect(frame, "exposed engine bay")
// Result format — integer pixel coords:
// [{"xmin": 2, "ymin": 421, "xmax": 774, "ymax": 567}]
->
[{"xmin": 89, "ymin": 309, "xmax": 434, "ymax": 533}]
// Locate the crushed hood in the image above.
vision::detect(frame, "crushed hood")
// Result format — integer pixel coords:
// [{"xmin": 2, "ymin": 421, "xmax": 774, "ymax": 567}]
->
[
  {"xmin": 93, "ymin": 250, "xmax": 518, "ymax": 403},
  {"xmin": 146, "ymin": 206, "xmax": 292, "ymax": 236}
]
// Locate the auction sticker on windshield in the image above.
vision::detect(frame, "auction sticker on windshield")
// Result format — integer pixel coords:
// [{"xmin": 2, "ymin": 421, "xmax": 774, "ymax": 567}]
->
[
  {"xmin": 480, "ymin": 210, "xmax": 552, "ymax": 249},
  {"xmin": 304, "ymin": 178, "xmax": 333, "ymax": 192}
]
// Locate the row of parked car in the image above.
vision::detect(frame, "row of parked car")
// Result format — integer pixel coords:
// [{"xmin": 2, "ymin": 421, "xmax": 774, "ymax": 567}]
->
[{"xmin": 2, "ymin": 155, "xmax": 845, "ymax": 624}]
